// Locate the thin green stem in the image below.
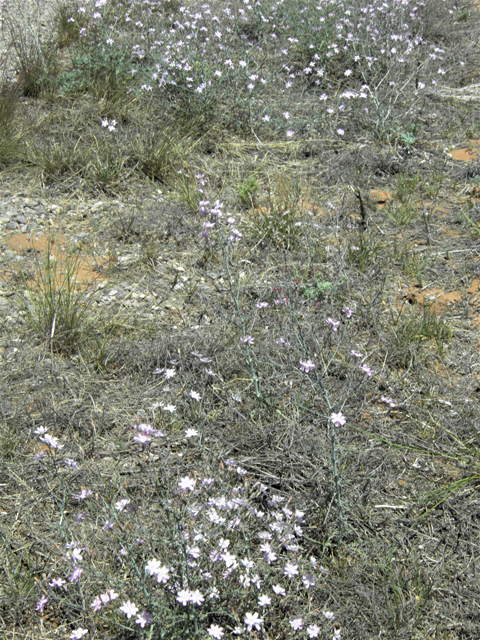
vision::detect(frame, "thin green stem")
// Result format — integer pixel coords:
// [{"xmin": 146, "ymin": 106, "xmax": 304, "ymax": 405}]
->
[
  {"xmin": 223, "ymin": 242, "xmax": 261, "ymax": 400},
  {"xmin": 286, "ymin": 295, "xmax": 345, "ymax": 543}
]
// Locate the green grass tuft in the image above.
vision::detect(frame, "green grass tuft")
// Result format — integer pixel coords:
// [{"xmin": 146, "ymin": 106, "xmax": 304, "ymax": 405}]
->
[{"xmin": 18, "ymin": 238, "xmax": 101, "ymax": 354}]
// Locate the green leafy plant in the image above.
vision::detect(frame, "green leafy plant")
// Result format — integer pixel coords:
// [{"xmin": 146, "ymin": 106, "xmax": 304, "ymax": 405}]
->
[
  {"xmin": 398, "ymin": 130, "xmax": 416, "ymax": 147},
  {"xmin": 397, "ymin": 123, "xmax": 420, "ymax": 148},
  {"xmin": 301, "ymin": 277, "xmax": 334, "ymax": 301},
  {"xmin": 56, "ymin": 35, "xmax": 135, "ymax": 108},
  {"xmin": 238, "ymin": 175, "xmax": 260, "ymax": 208}
]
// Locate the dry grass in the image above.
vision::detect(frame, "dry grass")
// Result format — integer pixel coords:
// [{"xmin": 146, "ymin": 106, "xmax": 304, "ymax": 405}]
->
[{"xmin": 1, "ymin": 0, "xmax": 480, "ymax": 638}]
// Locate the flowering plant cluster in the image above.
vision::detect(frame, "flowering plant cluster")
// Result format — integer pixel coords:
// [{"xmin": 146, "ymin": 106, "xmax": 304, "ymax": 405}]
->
[
  {"xmin": 67, "ymin": 0, "xmax": 447, "ymax": 137},
  {"xmin": 36, "ymin": 419, "xmax": 342, "ymax": 639},
  {"xmin": 31, "ymin": 266, "xmax": 389, "ymax": 638},
  {"xmin": 28, "ymin": 170, "xmax": 399, "ymax": 639}
]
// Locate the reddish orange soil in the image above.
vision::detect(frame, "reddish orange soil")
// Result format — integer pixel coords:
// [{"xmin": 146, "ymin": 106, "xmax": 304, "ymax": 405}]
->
[
  {"xmin": 369, "ymin": 189, "xmax": 392, "ymax": 205},
  {"xmin": 2, "ymin": 231, "xmax": 107, "ymax": 288},
  {"xmin": 448, "ymin": 139, "xmax": 480, "ymax": 161}
]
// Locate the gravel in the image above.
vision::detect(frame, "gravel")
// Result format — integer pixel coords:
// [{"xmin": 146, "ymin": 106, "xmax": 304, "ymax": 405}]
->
[{"xmin": 0, "ymin": 182, "xmax": 202, "ymax": 338}]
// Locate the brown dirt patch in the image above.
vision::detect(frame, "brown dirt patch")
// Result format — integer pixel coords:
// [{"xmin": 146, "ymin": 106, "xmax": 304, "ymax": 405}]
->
[
  {"xmin": 2, "ymin": 231, "xmax": 107, "ymax": 287},
  {"xmin": 369, "ymin": 189, "xmax": 392, "ymax": 205},
  {"xmin": 404, "ymin": 285, "xmax": 462, "ymax": 314},
  {"xmin": 400, "ymin": 277, "xmax": 480, "ymax": 327},
  {"xmin": 467, "ymin": 277, "xmax": 480, "ymax": 294},
  {"xmin": 448, "ymin": 139, "xmax": 480, "ymax": 161}
]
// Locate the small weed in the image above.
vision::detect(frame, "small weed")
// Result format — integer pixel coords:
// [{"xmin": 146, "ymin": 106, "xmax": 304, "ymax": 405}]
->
[
  {"xmin": 390, "ymin": 305, "xmax": 453, "ymax": 360},
  {"xmin": 461, "ymin": 209, "xmax": 480, "ymax": 238},
  {"xmin": 421, "ymin": 170, "xmax": 445, "ymax": 199},
  {"xmin": 420, "ymin": 309, "xmax": 454, "ymax": 354},
  {"xmin": 397, "ymin": 123, "xmax": 420, "ymax": 149},
  {"xmin": 395, "ymin": 170, "xmax": 419, "ymax": 203},
  {"xmin": 86, "ymin": 144, "xmax": 132, "ymax": 191},
  {"xmin": 131, "ymin": 128, "xmax": 188, "ymax": 183},
  {"xmin": 238, "ymin": 175, "xmax": 260, "ymax": 208},
  {"xmin": 0, "ymin": 529, "xmax": 37, "ymax": 601},
  {"xmin": 81, "ymin": 310, "xmax": 135, "ymax": 373},
  {"xmin": 386, "ymin": 201, "xmax": 417, "ymax": 226},
  {"xmin": 246, "ymin": 175, "xmax": 305, "ymax": 249},
  {"xmin": 174, "ymin": 168, "xmax": 203, "ymax": 211},
  {"xmin": 398, "ymin": 130, "xmax": 416, "ymax": 147},
  {"xmin": 18, "ymin": 238, "xmax": 100, "ymax": 354},
  {"xmin": 111, "ymin": 211, "xmax": 143, "ymax": 243},
  {"xmin": 465, "ymin": 127, "xmax": 477, "ymax": 140},
  {"xmin": 393, "ymin": 242, "xmax": 429, "ymax": 278},
  {"xmin": 412, "ymin": 451, "xmax": 480, "ymax": 523},
  {"xmin": 140, "ymin": 234, "xmax": 162, "ymax": 267},
  {"xmin": 346, "ymin": 232, "xmax": 382, "ymax": 271},
  {"xmin": 376, "ymin": 548, "xmax": 432, "ymax": 629},
  {"xmin": 300, "ymin": 276, "xmax": 334, "ymax": 302},
  {"xmin": 26, "ymin": 137, "xmax": 81, "ymax": 182},
  {"xmin": 0, "ymin": 421, "xmax": 17, "ymax": 459}
]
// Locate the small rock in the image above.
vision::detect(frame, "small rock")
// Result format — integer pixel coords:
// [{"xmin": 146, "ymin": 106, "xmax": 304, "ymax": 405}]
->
[{"xmin": 90, "ymin": 202, "xmax": 105, "ymax": 214}]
